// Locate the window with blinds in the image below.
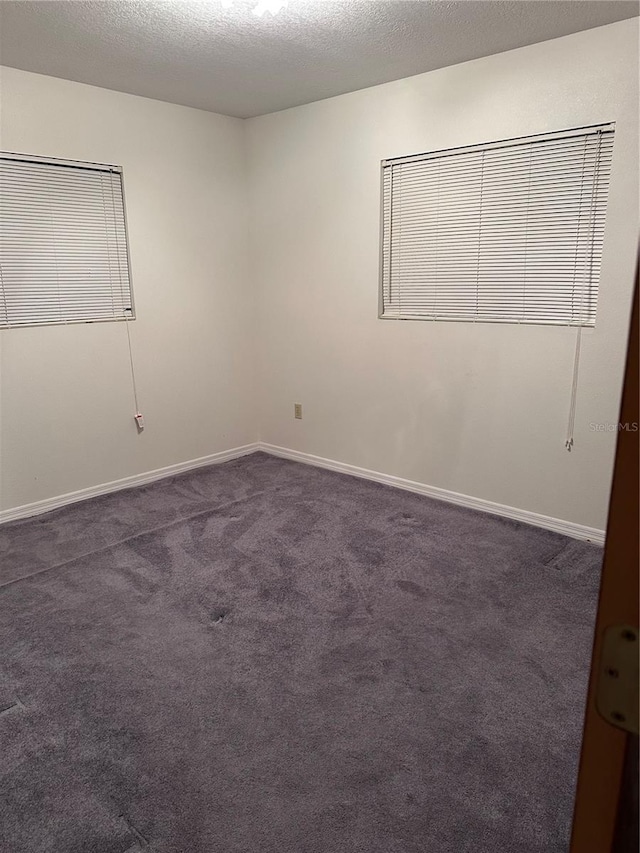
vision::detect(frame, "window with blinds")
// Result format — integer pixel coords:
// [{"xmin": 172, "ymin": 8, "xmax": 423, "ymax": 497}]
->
[
  {"xmin": 0, "ymin": 153, "xmax": 134, "ymax": 328},
  {"xmin": 380, "ymin": 124, "xmax": 614, "ymax": 325}
]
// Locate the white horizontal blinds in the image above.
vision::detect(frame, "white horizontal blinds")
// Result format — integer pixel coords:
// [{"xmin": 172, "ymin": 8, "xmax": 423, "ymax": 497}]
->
[
  {"xmin": 0, "ymin": 155, "xmax": 133, "ymax": 328},
  {"xmin": 381, "ymin": 125, "xmax": 615, "ymax": 325}
]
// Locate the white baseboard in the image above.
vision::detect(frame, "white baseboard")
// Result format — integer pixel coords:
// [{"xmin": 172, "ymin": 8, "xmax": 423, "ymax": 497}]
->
[
  {"xmin": 0, "ymin": 439, "xmax": 606, "ymax": 544},
  {"xmin": 259, "ymin": 442, "xmax": 606, "ymax": 545},
  {"xmin": 0, "ymin": 443, "xmax": 260, "ymax": 524}
]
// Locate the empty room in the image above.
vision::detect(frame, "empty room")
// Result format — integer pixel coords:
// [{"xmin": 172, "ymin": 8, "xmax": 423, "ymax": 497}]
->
[{"xmin": 0, "ymin": 1, "xmax": 638, "ymax": 851}]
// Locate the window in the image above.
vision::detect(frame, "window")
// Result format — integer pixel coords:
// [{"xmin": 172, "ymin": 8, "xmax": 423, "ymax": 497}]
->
[
  {"xmin": 0, "ymin": 153, "xmax": 134, "ymax": 328},
  {"xmin": 380, "ymin": 124, "xmax": 614, "ymax": 326}
]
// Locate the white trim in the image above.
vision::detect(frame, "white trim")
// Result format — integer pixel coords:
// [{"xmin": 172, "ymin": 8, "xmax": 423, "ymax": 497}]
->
[
  {"xmin": 259, "ymin": 443, "xmax": 605, "ymax": 545},
  {"xmin": 0, "ymin": 443, "xmax": 260, "ymax": 524},
  {"xmin": 0, "ymin": 439, "xmax": 606, "ymax": 544}
]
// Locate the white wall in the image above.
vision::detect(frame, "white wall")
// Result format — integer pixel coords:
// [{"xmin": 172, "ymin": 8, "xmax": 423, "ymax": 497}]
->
[
  {"xmin": 0, "ymin": 67, "xmax": 256, "ymax": 512},
  {"xmin": 247, "ymin": 19, "xmax": 639, "ymax": 531}
]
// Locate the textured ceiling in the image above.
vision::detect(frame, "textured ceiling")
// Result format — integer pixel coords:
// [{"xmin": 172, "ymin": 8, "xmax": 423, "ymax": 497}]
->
[{"xmin": 0, "ymin": 1, "xmax": 637, "ymax": 118}]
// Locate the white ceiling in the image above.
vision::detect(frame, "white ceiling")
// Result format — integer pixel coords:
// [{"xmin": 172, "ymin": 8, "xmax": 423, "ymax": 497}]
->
[{"xmin": 0, "ymin": 1, "xmax": 637, "ymax": 118}]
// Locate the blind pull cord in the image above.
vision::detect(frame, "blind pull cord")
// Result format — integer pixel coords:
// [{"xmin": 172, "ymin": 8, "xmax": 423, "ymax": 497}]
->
[
  {"xmin": 125, "ymin": 317, "xmax": 140, "ymax": 416},
  {"xmin": 107, "ymin": 171, "xmax": 142, "ymax": 428},
  {"xmin": 565, "ymin": 325, "xmax": 582, "ymax": 451},
  {"xmin": 566, "ymin": 129, "xmax": 603, "ymax": 452}
]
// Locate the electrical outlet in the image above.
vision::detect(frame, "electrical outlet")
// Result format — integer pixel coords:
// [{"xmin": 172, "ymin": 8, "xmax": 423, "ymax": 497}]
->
[{"xmin": 294, "ymin": 403, "xmax": 302, "ymax": 420}]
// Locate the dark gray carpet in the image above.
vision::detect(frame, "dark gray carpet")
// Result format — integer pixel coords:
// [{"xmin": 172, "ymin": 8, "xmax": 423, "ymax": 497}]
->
[{"xmin": 0, "ymin": 451, "xmax": 601, "ymax": 853}]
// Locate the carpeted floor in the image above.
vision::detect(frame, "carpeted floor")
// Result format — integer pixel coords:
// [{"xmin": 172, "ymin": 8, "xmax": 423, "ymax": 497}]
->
[{"xmin": 0, "ymin": 451, "xmax": 601, "ymax": 853}]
